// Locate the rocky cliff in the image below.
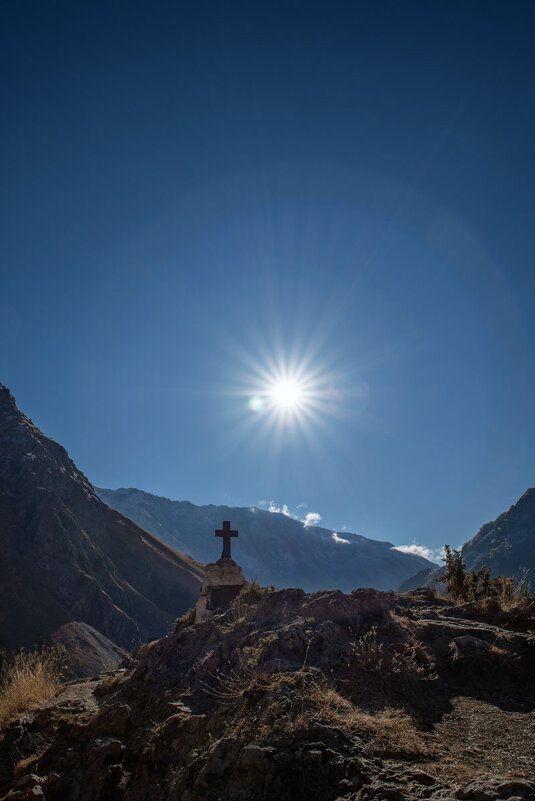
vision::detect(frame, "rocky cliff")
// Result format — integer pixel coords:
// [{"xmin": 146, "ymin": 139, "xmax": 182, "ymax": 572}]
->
[
  {"xmin": 0, "ymin": 588, "xmax": 534, "ymax": 800},
  {"xmin": 0, "ymin": 383, "xmax": 203, "ymax": 653},
  {"xmin": 95, "ymin": 487, "xmax": 435, "ymax": 593}
]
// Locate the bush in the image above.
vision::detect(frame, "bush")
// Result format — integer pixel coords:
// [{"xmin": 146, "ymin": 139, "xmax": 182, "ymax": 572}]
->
[
  {"xmin": 231, "ymin": 578, "xmax": 276, "ymax": 607},
  {"xmin": 174, "ymin": 607, "xmax": 195, "ymax": 631},
  {"xmin": 439, "ymin": 544, "xmax": 532, "ymax": 604},
  {"xmin": 0, "ymin": 647, "xmax": 64, "ymax": 728}
]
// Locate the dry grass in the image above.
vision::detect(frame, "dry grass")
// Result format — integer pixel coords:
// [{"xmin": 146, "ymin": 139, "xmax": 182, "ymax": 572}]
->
[
  {"xmin": 456, "ymin": 595, "xmax": 535, "ymax": 632},
  {"xmin": 305, "ymin": 683, "xmax": 432, "ymax": 757},
  {"xmin": 0, "ymin": 647, "xmax": 64, "ymax": 729},
  {"xmin": 209, "ymin": 655, "xmax": 433, "ymax": 759},
  {"xmin": 345, "ymin": 625, "xmax": 436, "ymax": 701}
]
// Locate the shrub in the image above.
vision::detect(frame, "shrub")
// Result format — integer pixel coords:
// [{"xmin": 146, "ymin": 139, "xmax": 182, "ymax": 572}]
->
[
  {"xmin": 439, "ymin": 545, "xmax": 468, "ymax": 599},
  {"xmin": 174, "ymin": 607, "xmax": 195, "ymax": 631},
  {"xmin": 439, "ymin": 544, "xmax": 533, "ymax": 605},
  {"xmin": 350, "ymin": 625, "xmax": 434, "ymax": 683},
  {"xmin": 0, "ymin": 647, "xmax": 64, "ymax": 728},
  {"xmin": 231, "ymin": 578, "xmax": 276, "ymax": 607}
]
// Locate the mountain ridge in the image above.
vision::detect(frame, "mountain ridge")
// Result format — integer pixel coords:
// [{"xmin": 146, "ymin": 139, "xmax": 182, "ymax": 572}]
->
[
  {"xmin": 0, "ymin": 382, "xmax": 203, "ymax": 654},
  {"xmin": 398, "ymin": 488, "xmax": 535, "ymax": 592},
  {"xmin": 95, "ymin": 486, "xmax": 434, "ymax": 593}
]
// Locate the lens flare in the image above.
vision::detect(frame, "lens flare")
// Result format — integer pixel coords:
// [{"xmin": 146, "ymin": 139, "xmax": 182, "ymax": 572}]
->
[{"xmin": 248, "ymin": 396, "xmax": 264, "ymax": 411}]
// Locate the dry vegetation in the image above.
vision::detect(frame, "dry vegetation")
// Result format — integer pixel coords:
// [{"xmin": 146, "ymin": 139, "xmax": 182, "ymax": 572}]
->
[
  {"xmin": 208, "ymin": 662, "xmax": 433, "ymax": 760},
  {"xmin": 1, "ymin": 588, "xmax": 533, "ymax": 801},
  {"xmin": 205, "ymin": 617, "xmax": 437, "ymax": 762},
  {"xmin": 0, "ymin": 647, "xmax": 64, "ymax": 729},
  {"xmin": 440, "ymin": 545, "xmax": 533, "ymax": 605},
  {"xmin": 231, "ymin": 578, "xmax": 277, "ymax": 607}
]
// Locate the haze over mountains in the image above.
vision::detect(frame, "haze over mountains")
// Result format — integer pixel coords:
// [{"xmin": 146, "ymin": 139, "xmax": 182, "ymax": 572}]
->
[
  {"xmin": 95, "ymin": 487, "xmax": 434, "ymax": 593},
  {"xmin": 0, "ymin": 382, "xmax": 202, "ymax": 655}
]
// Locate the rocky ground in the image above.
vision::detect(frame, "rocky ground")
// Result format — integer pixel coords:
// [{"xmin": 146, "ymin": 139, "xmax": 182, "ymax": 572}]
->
[{"xmin": 1, "ymin": 587, "xmax": 534, "ymax": 801}]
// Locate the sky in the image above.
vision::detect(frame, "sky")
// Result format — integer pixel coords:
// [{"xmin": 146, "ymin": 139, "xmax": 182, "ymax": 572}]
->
[{"xmin": 1, "ymin": 1, "xmax": 534, "ymax": 561}]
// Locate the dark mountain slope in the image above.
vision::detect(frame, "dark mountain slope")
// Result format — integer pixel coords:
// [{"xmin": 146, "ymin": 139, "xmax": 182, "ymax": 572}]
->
[
  {"xmin": 0, "ymin": 383, "xmax": 203, "ymax": 653},
  {"xmin": 398, "ymin": 489, "xmax": 535, "ymax": 592},
  {"xmin": 462, "ymin": 488, "xmax": 535, "ymax": 583},
  {"xmin": 52, "ymin": 622, "xmax": 128, "ymax": 678},
  {"xmin": 95, "ymin": 487, "xmax": 435, "ymax": 593}
]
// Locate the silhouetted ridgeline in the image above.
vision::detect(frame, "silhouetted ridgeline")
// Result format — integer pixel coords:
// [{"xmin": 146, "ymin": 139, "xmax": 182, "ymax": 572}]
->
[{"xmin": 0, "ymin": 382, "xmax": 203, "ymax": 654}]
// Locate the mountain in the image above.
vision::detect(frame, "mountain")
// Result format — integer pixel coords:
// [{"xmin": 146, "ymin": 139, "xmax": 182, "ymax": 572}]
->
[
  {"xmin": 398, "ymin": 488, "xmax": 535, "ymax": 592},
  {"xmin": 462, "ymin": 488, "xmax": 535, "ymax": 583},
  {"xmin": 95, "ymin": 487, "xmax": 434, "ymax": 593},
  {"xmin": 51, "ymin": 622, "xmax": 128, "ymax": 678},
  {"xmin": 0, "ymin": 382, "xmax": 203, "ymax": 654},
  {"xmin": 1, "ymin": 587, "xmax": 534, "ymax": 801}
]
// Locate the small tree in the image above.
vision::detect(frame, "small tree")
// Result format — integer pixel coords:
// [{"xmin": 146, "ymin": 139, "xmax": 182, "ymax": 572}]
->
[
  {"xmin": 439, "ymin": 545, "xmax": 467, "ymax": 600},
  {"xmin": 439, "ymin": 546, "xmax": 533, "ymax": 604}
]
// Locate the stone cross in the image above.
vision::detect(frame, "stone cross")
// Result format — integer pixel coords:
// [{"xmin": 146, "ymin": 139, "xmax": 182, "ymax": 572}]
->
[{"xmin": 215, "ymin": 520, "xmax": 238, "ymax": 560}]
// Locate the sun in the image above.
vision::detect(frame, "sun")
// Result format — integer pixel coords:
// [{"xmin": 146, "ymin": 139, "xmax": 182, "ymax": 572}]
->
[
  {"xmin": 241, "ymin": 350, "xmax": 355, "ymax": 431},
  {"xmin": 268, "ymin": 379, "xmax": 304, "ymax": 409},
  {"xmin": 247, "ymin": 369, "xmax": 312, "ymax": 417}
]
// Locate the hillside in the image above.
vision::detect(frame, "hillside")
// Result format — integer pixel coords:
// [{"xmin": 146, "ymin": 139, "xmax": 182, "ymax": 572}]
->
[
  {"xmin": 462, "ymin": 489, "xmax": 535, "ymax": 583},
  {"xmin": 51, "ymin": 622, "xmax": 128, "ymax": 679},
  {"xmin": 95, "ymin": 487, "xmax": 434, "ymax": 593},
  {"xmin": 399, "ymin": 489, "xmax": 535, "ymax": 593},
  {"xmin": 0, "ymin": 383, "xmax": 203, "ymax": 654},
  {"xmin": 1, "ymin": 587, "xmax": 534, "ymax": 800}
]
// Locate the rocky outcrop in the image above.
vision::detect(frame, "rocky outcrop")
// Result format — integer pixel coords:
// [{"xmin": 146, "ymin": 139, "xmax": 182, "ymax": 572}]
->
[
  {"xmin": 0, "ymin": 382, "xmax": 203, "ymax": 654},
  {"xmin": 1, "ymin": 587, "xmax": 533, "ymax": 800},
  {"xmin": 95, "ymin": 487, "xmax": 436, "ymax": 593}
]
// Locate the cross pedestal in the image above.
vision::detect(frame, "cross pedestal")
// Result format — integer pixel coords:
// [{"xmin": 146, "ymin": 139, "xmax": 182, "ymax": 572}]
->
[{"xmin": 194, "ymin": 520, "xmax": 247, "ymax": 622}]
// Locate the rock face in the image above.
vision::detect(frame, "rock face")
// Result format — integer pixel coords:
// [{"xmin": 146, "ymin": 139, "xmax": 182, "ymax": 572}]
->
[
  {"xmin": 194, "ymin": 558, "xmax": 247, "ymax": 622},
  {"xmin": 399, "ymin": 489, "xmax": 535, "ymax": 592},
  {"xmin": 0, "ymin": 588, "xmax": 534, "ymax": 800},
  {"xmin": 0, "ymin": 382, "xmax": 203, "ymax": 654},
  {"xmin": 95, "ymin": 487, "xmax": 435, "ymax": 592},
  {"xmin": 462, "ymin": 489, "xmax": 535, "ymax": 585}
]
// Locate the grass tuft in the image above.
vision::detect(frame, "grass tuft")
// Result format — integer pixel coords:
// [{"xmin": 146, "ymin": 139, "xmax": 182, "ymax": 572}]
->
[{"xmin": 0, "ymin": 647, "xmax": 64, "ymax": 729}]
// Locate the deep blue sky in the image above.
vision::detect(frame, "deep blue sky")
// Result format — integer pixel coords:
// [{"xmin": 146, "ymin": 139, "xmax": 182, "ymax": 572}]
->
[{"xmin": 2, "ymin": 1, "xmax": 534, "ymax": 559}]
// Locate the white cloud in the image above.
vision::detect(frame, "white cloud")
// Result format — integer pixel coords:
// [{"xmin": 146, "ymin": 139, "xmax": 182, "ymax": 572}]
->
[
  {"xmin": 393, "ymin": 544, "xmax": 442, "ymax": 564},
  {"xmin": 263, "ymin": 501, "xmax": 322, "ymax": 528},
  {"xmin": 267, "ymin": 501, "xmax": 297, "ymax": 519},
  {"xmin": 332, "ymin": 531, "xmax": 350, "ymax": 544}
]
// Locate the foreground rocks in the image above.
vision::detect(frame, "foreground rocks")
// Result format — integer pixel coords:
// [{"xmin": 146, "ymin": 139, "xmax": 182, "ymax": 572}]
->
[{"xmin": 1, "ymin": 587, "xmax": 534, "ymax": 801}]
